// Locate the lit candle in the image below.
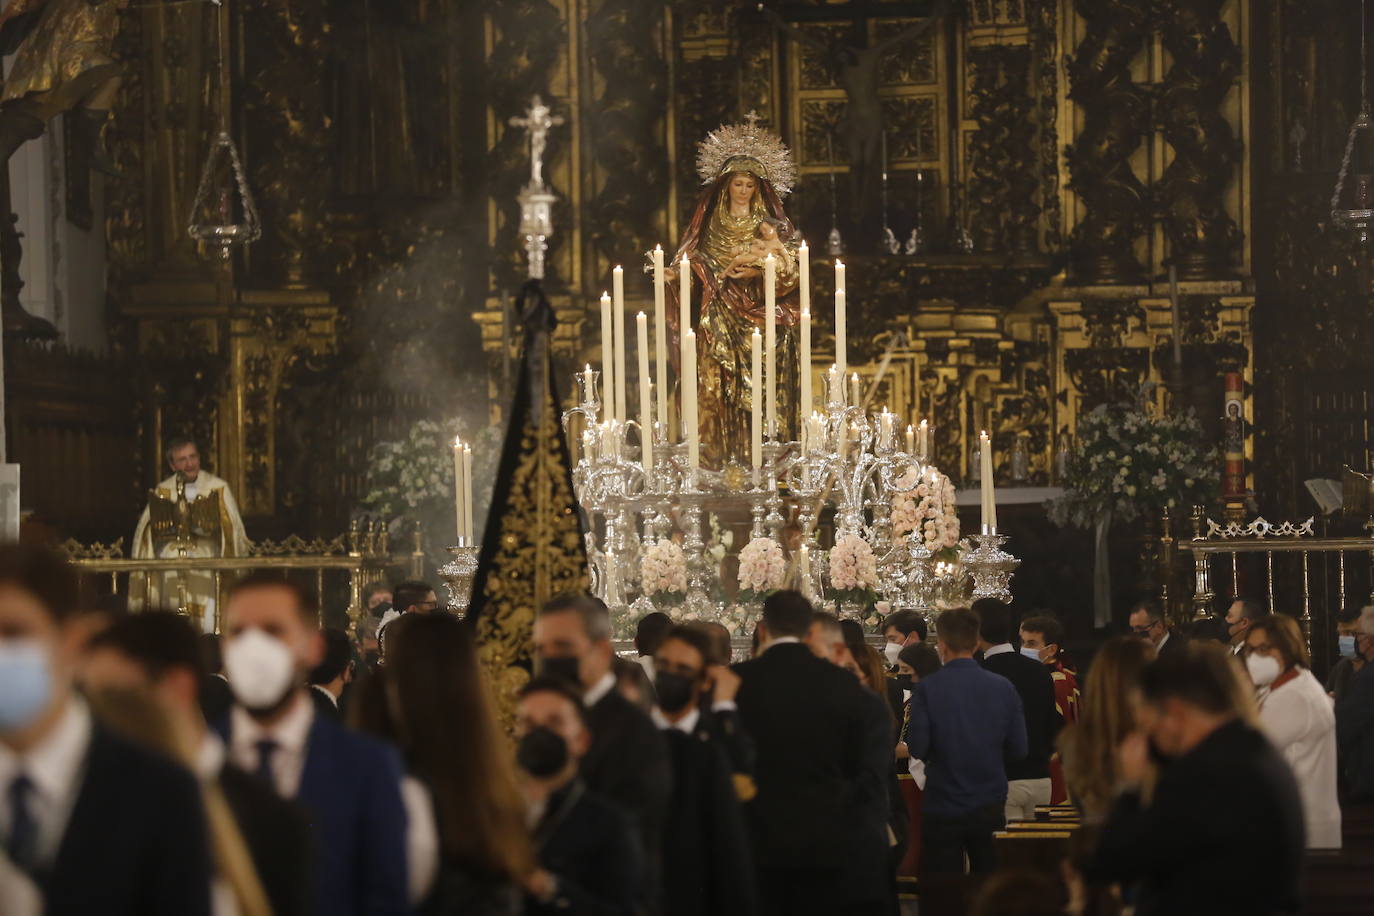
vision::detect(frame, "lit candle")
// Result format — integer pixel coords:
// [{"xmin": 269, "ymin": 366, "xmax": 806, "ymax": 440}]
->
[
  {"xmin": 637, "ymin": 312, "xmax": 653, "ymax": 481},
  {"xmin": 452, "ymin": 437, "xmax": 466, "ymax": 542},
  {"xmin": 850, "ymin": 372, "xmax": 861, "ymax": 407},
  {"xmin": 613, "ymin": 266, "xmax": 626, "ymax": 427},
  {"xmin": 919, "ymin": 419, "xmax": 929, "ymax": 460},
  {"xmin": 462, "ymin": 443, "xmax": 474, "ymax": 541},
  {"xmin": 582, "ymin": 363, "xmax": 595, "ymax": 404},
  {"xmin": 880, "ymin": 408, "xmax": 895, "ymax": 449},
  {"xmin": 653, "ymin": 246, "xmax": 668, "ymax": 433},
  {"xmin": 980, "ymin": 430, "xmax": 997, "ymax": 532},
  {"xmin": 683, "ymin": 330, "xmax": 699, "ymax": 476},
  {"xmin": 799, "ymin": 544, "xmax": 811, "ymax": 598},
  {"xmin": 835, "ymin": 260, "xmax": 847, "ymax": 381},
  {"xmin": 764, "ymin": 253, "xmax": 777, "ymax": 439},
  {"xmin": 808, "ymin": 412, "xmax": 825, "ymax": 453},
  {"xmin": 600, "ymin": 292, "xmax": 614, "ymax": 420},
  {"xmin": 800, "ymin": 308, "xmax": 812, "ymax": 421},
  {"xmin": 827, "ymin": 363, "xmax": 842, "ymax": 407},
  {"xmin": 751, "ymin": 328, "xmax": 763, "ymax": 473},
  {"xmin": 906, "ymin": 424, "xmax": 916, "ymax": 455},
  {"xmin": 799, "ymin": 240, "xmax": 810, "ymax": 315},
  {"xmin": 679, "ymin": 256, "xmax": 690, "ymax": 441}
]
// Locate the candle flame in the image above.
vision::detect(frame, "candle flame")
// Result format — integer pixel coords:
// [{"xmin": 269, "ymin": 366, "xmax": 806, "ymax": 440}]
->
[
  {"xmin": 835, "ymin": 259, "xmax": 844, "ymax": 268},
  {"xmin": 654, "ymin": 243, "xmax": 662, "ymax": 252},
  {"xmin": 637, "ymin": 311, "xmax": 646, "ymax": 318},
  {"xmin": 800, "ymin": 239, "xmax": 808, "ymax": 249},
  {"xmin": 454, "ymin": 436, "xmax": 462, "ymax": 447},
  {"xmin": 614, "ymin": 265, "xmax": 622, "ymax": 272}
]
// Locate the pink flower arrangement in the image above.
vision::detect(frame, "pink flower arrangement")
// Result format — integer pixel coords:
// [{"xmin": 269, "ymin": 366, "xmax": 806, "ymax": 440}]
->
[
  {"xmin": 891, "ymin": 466, "xmax": 960, "ymax": 556},
  {"xmin": 829, "ymin": 533, "xmax": 878, "ymax": 602},
  {"xmin": 640, "ymin": 539, "xmax": 688, "ymax": 604},
  {"xmin": 736, "ymin": 536, "xmax": 786, "ymax": 600}
]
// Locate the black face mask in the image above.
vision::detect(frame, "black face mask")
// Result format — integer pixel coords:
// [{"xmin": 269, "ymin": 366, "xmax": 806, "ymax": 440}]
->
[
  {"xmin": 517, "ymin": 727, "xmax": 570, "ymax": 778},
  {"xmin": 539, "ymin": 655, "xmax": 581, "ymax": 686},
  {"xmin": 654, "ymin": 671, "xmax": 698, "ymax": 714},
  {"xmin": 894, "ymin": 674, "xmax": 914, "ymax": 691}
]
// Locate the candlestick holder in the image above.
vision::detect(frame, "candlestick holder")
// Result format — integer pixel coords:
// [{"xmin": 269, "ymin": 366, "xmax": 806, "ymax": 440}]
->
[
  {"xmin": 439, "ymin": 543, "xmax": 481, "ymax": 613},
  {"xmin": 965, "ymin": 532, "xmax": 1020, "ymax": 602}
]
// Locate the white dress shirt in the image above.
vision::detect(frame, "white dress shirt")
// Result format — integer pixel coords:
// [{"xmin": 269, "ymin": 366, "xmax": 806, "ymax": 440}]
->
[
  {"xmin": 651, "ymin": 706, "xmax": 702, "ymax": 734},
  {"xmin": 1257, "ymin": 669, "xmax": 1343, "ymax": 848},
  {"xmin": 584, "ymin": 671, "xmax": 617, "ymax": 709},
  {"xmin": 311, "ymin": 684, "xmax": 339, "ymax": 709},
  {"xmin": 983, "ymin": 643, "xmax": 1014, "ymax": 658},
  {"xmin": 635, "ymin": 656, "xmax": 656, "ymax": 682},
  {"xmin": 1155, "ymin": 632, "xmax": 1172, "ymax": 653},
  {"xmin": 229, "ymin": 692, "xmax": 315, "ymax": 798},
  {"xmin": 0, "ymin": 695, "xmax": 92, "ymax": 868}
]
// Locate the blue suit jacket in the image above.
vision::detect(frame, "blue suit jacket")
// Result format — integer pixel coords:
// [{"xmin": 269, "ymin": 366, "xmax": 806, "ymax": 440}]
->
[{"xmin": 218, "ymin": 700, "xmax": 410, "ymax": 916}]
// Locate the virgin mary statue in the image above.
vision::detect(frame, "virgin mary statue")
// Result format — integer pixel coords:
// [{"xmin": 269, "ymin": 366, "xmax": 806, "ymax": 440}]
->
[{"xmin": 669, "ymin": 114, "xmax": 800, "ymax": 469}]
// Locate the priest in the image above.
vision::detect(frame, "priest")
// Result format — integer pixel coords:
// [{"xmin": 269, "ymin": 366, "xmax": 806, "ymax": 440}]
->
[{"xmin": 131, "ymin": 438, "xmax": 248, "ymax": 631}]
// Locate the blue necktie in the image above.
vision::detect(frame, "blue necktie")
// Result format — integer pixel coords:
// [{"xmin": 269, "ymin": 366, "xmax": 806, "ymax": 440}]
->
[
  {"xmin": 6, "ymin": 773, "xmax": 37, "ymax": 872},
  {"xmin": 254, "ymin": 739, "xmax": 279, "ymax": 791}
]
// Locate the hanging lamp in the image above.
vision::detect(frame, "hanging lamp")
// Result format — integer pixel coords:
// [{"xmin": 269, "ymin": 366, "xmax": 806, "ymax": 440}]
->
[{"xmin": 1331, "ymin": 0, "xmax": 1374, "ymax": 246}]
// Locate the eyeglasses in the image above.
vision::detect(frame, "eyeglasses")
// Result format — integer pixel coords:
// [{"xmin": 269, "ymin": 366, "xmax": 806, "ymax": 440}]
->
[{"xmin": 1132, "ymin": 627, "xmax": 1154, "ymax": 638}]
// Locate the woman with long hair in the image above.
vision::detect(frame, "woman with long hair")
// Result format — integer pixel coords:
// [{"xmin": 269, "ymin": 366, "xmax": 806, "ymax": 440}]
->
[
  {"xmin": 351, "ymin": 612, "xmax": 533, "ymax": 914},
  {"xmin": 1058, "ymin": 636, "xmax": 1157, "ymax": 821},
  {"xmin": 1245, "ymin": 613, "xmax": 1341, "ymax": 848}
]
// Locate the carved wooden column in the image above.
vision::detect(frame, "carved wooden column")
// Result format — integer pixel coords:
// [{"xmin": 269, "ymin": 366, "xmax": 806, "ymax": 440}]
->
[
  {"xmin": 966, "ymin": 44, "xmax": 1038, "ymax": 254},
  {"xmin": 1065, "ymin": 0, "xmax": 1152, "ymax": 282}
]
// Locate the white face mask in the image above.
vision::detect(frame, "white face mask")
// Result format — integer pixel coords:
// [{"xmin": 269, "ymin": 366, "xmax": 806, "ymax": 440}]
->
[
  {"xmin": 1246, "ymin": 652, "xmax": 1282, "ymax": 688},
  {"xmin": 883, "ymin": 641, "xmax": 903, "ymax": 667},
  {"xmin": 224, "ymin": 628, "xmax": 298, "ymax": 711}
]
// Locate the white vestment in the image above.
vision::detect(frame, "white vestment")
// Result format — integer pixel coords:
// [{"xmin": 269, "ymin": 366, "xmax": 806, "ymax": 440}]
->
[{"xmin": 131, "ymin": 472, "xmax": 249, "ymax": 632}]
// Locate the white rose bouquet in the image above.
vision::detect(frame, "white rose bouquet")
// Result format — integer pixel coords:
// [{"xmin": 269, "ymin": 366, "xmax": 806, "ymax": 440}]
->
[
  {"xmin": 640, "ymin": 539, "xmax": 688, "ymax": 607},
  {"xmin": 736, "ymin": 536, "xmax": 787, "ymax": 603},
  {"xmin": 828, "ymin": 533, "xmax": 879, "ymax": 605},
  {"xmin": 891, "ymin": 465, "xmax": 961, "ymax": 561}
]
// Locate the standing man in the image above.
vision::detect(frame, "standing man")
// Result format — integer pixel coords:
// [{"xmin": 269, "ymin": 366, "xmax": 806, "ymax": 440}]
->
[
  {"xmin": 1018, "ymin": 614, "xmax": 1080, "ymax": 805},
  {"xmin": 1336, "ymin": 605, "xmax": 1374, "ymax": 803},
  {"xmin": 881, "ymin": 609, "xmax": 928, "ymax": 669},
  {"xmin": 906, "ymin": 607, "xmax": 1027, "ymax": 876},
  {"xmin": 0, "ymin": 545, "xmax": 214, "ymax": 913},
  {"xmin": 131, "ymin": 438, "xmax": 248, "ymax": 631},
  {"xmin": 974, "ymin": 599, "xmax": 1059, "ymax": 822},
  {"xmin": 1128, "ymin": 600, "xmax": 1186, "ymax": 657},
  {"xmin": 735, "ymin": 591, "xmax": 891, "ymax": 915},
  {"xmin": 218, "ymin": 572, "xmax": 409, "ymax": 916},
  {"xmin": 533, "ymin": 593, "xmax": 671, "ymax": 913},
  {"xmin": 1224, "ymin": 598, "xmax": 1264, "ymax": 657},
  {"xmin": 391, "ymin": 581, "xmax": 440, "ymax": 615},
  {"xmin": 307, "ymin": 628, "xmax": 353, "ymax": 720},
  {"xmin": 1327, "ymin": 610, "xmax": 1367, "ymax": 702}
]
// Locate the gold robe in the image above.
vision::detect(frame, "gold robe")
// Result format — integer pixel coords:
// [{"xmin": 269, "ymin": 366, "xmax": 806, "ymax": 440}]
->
[{"xmin": 1, "ymin": 0, "xmax": 124, "ymax": 116}]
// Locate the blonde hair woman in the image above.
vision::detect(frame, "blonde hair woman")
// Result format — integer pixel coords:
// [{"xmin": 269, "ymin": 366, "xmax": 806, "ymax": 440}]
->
[
  {"xmin": 86, "ymin": 686, "xmax": 271, "ymax": 916},
  {"xmin": 1058, "ymin": 636, "xmax": 1157, "ymax": 821}
]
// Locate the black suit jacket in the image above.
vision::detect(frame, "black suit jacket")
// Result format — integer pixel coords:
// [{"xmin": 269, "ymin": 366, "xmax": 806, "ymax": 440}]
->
[
  {"xmin": 42, "ymin": 725, "xmax": 213, "ymax": 915},
  {"xmin": 308, "ymin": 684, "xmax": 341, "ymax": 721},
  {"xmin": 661, "ymin": 728, "xmax": 759, "ymax": 916},
  {"xmin": 698, "ymin": 702, "xmax": 756, "ymax": 779},
  {"xmin": 1154, "ymin": 631, "xmax": 1188, "ymax": 658},
  {"xmin": 1337, "ymin": 659, "xmax": 1374, "ymax": 801},
  {"xmin": 199, "ymin": 674, "xmax": 233, "ymax": 724},
  {"xmin": 219, "ymin": 762, "xmax": 315, "ymax": 916},
  {"xmin": 528, "ymin": 780, "xmax": 644, "ymax": 916},
  {"xmin": 734, "ymin": 643, "xmax": 891, "ymax": 894},
  {"xmin": 980, "ymin": 649, "xmax": 1060, "ymax": 780},
  {"xmin": 1086, "ymin": 720, "xmax": 1304, "ymax": 916},
  {"xmin": 581, "ymin": 686, "xmax": 672, "ymax": 911}
]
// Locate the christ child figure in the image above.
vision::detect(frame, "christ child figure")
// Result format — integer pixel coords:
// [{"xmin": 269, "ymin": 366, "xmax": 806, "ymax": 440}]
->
[{"xmin": 724, "ymin": 217, "xmax": 789, "ymax": 278}]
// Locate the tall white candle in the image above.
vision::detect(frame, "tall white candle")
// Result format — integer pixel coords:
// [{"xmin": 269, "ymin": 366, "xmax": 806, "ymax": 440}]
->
[
  {"xmin": 828, "ymin": 364, "xmax": 841, "ymax": 407},
  {"xmin": 764, "ymin": 253, "xmax": 777, "ymax": 439},
  {"xmin": 980, "ymin": 430, "xmax": 996, "ymax": 532},
  {"xmin": 800, "ymin": 308, "xmax": 812, "ymax": 420},
  {"xmin": 679, "ymin": 256, "xmax": 691, "ymax": 442},
  {"xmin": 600, "ymin": 292, "xmax": 614, "ymax": 419},
  {"xmin": 919, "ymin": 419, "xmax": 929, "ymax": 460},
  {"xmin": 637, "ymin": 312, "xmax": 653, "ymax": 481},
  {"xmin": 458, "ymin": 439, "xmax": 469, "ymax": 543},
  {"xmin": 462, "ymin": 444, "xmax": 474, "ymax": 541},
  {"xmin": 799, "ymin": 240, "xmax": 810, "ymax": 315},
  {"xmin": 850, "ymin": 372, "xmax": 861, "ymax": 407},
  {"xmin": 880, "ymin": 408, "xmax": 895, "ymax": 449},
  {"xmin": 799, "ymin": 544, "xmax": 811, "ymax": 598},
  {"xmin": 835, "ymin": 260, "xmax": 847, "ymax": 381},
  {"xmin": 751, "ymin": 328, "xmax": 763, "ymax": 473},
  {"xmin": 683, "ymin": 330, "xmax": 699, "ymax": 476},
  {"xmin": 906, "ymin": 424, "xmax": 916, "ymax": 455},
  {"xmin": 582, "ymin": 364, "xmax": 595, "ymax": 404},
  {"xmin": 653, "ymin": 246, "xmax": 668, "ymax": 432},
  {"xmin": 613, "ymin": 266, "xmax": 626, "ymax": 427}
]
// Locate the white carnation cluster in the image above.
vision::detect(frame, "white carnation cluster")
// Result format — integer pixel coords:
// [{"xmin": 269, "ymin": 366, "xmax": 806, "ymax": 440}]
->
[
  {"xmin": 640, "ymin": 539, "xmax": 688, "ymax": 597},
  {"xmin": 891, "ymin": 466, "xmax": 959, "ymax": 552},
  {"xmin": 829, "ymin": 534, "xmax": 878, "ymax": 592},
  {"xmin": 736, "ymin": 537, "xmax": 786, "ymax": 595}
]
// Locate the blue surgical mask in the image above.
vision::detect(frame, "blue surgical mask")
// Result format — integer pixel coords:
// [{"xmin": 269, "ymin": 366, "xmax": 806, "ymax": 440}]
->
[
  {"xmin": 1339, "ymin": 635, "xmax": 1358, "ymax": 659},
  {"xmin": 0, "ymin": 640, "xmax": 53, "ymax": 733},
  {"xmin": 1020, "ymin": 646, "xmax": 1043, "ymax": 663}
]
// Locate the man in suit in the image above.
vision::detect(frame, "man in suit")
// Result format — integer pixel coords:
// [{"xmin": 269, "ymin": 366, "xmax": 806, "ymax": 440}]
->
[
  {"xmin": 1337, "ymin": 604, "xmax": 1374, "ymax": 801},
  {"xmin": 881, "ymin": 608, "xmax": 928, "ymax": 669},
  {"xmin": 82, "ymin": 611, "xmax": 314, "ymax": 916},
  {"xmin": 0, "ymin": 544, "xmax": 213, "ymax": 914},
  {"xmin": 1085, "ymin": 642, "xmax": 1304, "ymax": 915},
  {"xmin": 734, "ymin": 590, "xmax": 892, "ymax": 916},
  {"xmin": 197, "ymin": 632, "xmax": 234, "ymax": 723},
  {"xmin": 1224, "ymin": 598, "xmax": 1264, "ymax": 657},
  {"xmin": 651, "ymin": 626, "xmax": 758, "ymax": 915},
  {"xmin": 219, "ymin": 572, "xmax": 409, "ymax": 916},
  {"xmin": 972, "ymin": 599, "xmax": 1060, "ymax": 821},
  {"xmin": 391, "ymin": 580, "xmax": 440, "ymax": 616},
  {"xmin": 533, "ymin": 593, "xmax": 671, "ymax": 912},
  {"xmin": 1129, "ymin": 599, "xmax": 1186, "ymax": 657},
  {"xmin": 306, "ymin": 627, "xmax": 352, "ymax": 720},
  {"xmin": 906, "ymin": 607, "xmax": 1027, "ymax": 876},
  {"xmin": 517, "ymin": 676, "xmax": 644, "ymax": 915},
  {"xmin": 682, "ymin": 621, "xmax": 755, "ymax": 783}
]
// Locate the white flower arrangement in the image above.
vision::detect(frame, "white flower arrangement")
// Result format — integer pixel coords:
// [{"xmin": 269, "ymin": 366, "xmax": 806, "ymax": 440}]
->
[
  {"xmin": 828, "ymin": 533, "xmax": 879, "ymax": 605},
  {"xmin": 736, "ymin": 536, "xmax": 786, "ymax": 602},
  {"xmin": 890, "ymin": 465, "xmax": 961, "ymax": 561},
  {"xmin": 640, "ymin": 539, "xmax": 688, "ymax": 607},
  {"xmin": 719, "ymin": 602, "xmax": 759, "ymax": 643}
]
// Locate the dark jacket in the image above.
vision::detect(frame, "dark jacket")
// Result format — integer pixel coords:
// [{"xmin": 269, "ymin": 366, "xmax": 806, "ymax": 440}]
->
[
  {"xmin": 217, "ymin": 703, "xmax": 410, "ymax": 916},
  {"xmin": 661, "ymin": 727, "xmax": 759, "ymax": 916},
  {"xmin": 219, "ymin": 762, "xmax": 315, "ymax": 916},
  {"xmin": 1086, "ymin": 719, "xmax": 1304, "ymax": 916},
  {"xmin": 980, "ymin": 647, "xmax": 1061, "ymax": 780},
  {"xmin": 734, "ymin": 642, "xmax": 891, "ymax": 901},
  {"xmin": 1154, "ymin": 631, "xmax": 1188, "ymax": 658},
  {"xmin": 581, "ymin": 684, "xmax": 672, "ymax": 909},
  {"xmin": 1337, "ymin": 659, "xmax": 1374, "ymax": 802},
  {"xmin": 699, "ymin": 701, "xmax": 756, "ymax": 779},
  {"xmin": 42, "ymin": 725, "xmax": 213, "ymax": 915},
  {"xmin": 528, "ymin": 779, "xmax": 644, "ymax": 916}
]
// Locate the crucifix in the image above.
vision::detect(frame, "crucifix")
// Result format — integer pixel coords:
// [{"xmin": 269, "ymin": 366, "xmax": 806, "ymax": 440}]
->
[
  {"xmin": 755, "ymin": 0, "xmax": 948, "ymax": 239},
  {"xmin": 509, "ymin": 95, "xmax": 564, "ymax": 193}
]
